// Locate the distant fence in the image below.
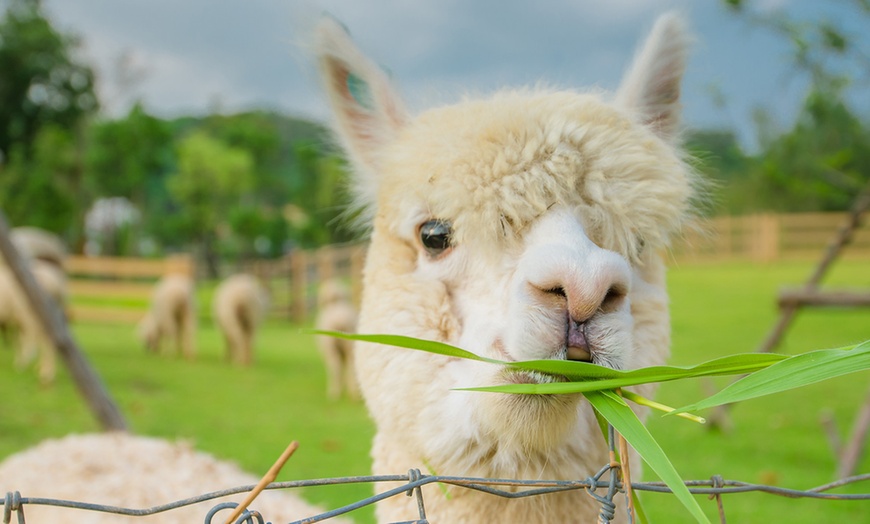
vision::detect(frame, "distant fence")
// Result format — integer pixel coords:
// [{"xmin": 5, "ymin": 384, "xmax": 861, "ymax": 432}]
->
[
  {"xmin": 64, "ymin": 214, "xmax": 867, "ymax": 324},
  {"xmin": 243, "ymin": 243, "xmax": 366, "ymax": 323},
  {"xmin": 671, "ymin": 212, "xmax": 870, "ymax": 263},
  {"xmin": 67, "ymin": 255, "xmax": 194, "ymax": 323},
  {"xmin": 244, "ymin": 213, "xmax": 869, "ymax": 322}
]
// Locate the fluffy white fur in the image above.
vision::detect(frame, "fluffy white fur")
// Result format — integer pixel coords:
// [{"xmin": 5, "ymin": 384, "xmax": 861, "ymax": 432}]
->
[
  {"xmin": 317, "ymin": 13, "xmax": 695, "ymax": 523},
  {"xmin": 0, "ymin": 260, "xmax": 67, "ymax": 384},
  {"xmin": 315, "ymin": 279, "xmax": 360, "ymax": 400},
  {"xmin": 212, "ymin": 274, "xmax": 268, "ymax": 366},
  {"xmin": 0, "ymin": 433, "xmax": 350, "ymax": 524},
  {"xmin": 137, "ymin": 274, "xmax": 197, "ymax": 359}
]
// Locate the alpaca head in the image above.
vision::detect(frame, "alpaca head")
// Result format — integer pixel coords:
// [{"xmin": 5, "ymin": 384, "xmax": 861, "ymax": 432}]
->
[
  {"xmin": 137, "ymin": 313, "xmax": 160, "ymax": 353},
  {"xmin": 316, "ymin": 13, "xmax": 694, "ymax": 476}
]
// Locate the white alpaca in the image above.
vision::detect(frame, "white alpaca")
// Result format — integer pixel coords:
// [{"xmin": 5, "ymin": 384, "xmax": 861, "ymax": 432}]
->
[
  {"xmin": 0, "ymin": 432, "xmax": 350, "ymax": 524},
  {"xmin": 10, "ymin": 226, "xmax": 67, "ymax": 270},
  {"xmin": 212, "ymin": 274, "xmax": 268, "ymax": 366},
  {"xmin": 315, "ymin": 279, "xmax": 360, "ymax": 401},
  {"xmin": 137, "ymin": 274, "xmax": 197, "ymax": 359},
  {"xmin": 316, "ymin": 13, "xmax": 695, "ymax": 523},
  {"xmin": 0, "ymin": 260, "xmax": 68, "ymax": 384}
]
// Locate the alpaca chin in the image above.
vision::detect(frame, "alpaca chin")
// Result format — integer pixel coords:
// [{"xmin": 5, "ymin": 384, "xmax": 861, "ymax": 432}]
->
[{"xmin": 478, "ymin": 385, "xmax": 583, "ymax": 453}]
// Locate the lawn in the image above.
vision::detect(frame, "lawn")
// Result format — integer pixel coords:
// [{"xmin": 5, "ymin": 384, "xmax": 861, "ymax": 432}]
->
[{"xmin": 1, "ymin": 259, "xmax": 868, "ymax": 523}]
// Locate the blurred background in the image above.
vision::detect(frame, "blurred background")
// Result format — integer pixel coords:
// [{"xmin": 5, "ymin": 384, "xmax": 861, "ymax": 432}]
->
[{"xmin": 1, "ymin": 0, "xmax": 868, "ymax": 522}]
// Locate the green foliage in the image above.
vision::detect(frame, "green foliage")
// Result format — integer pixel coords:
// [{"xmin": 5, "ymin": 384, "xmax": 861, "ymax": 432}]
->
[
  {"xmin": 0, "ymin": 124, "xmax": 80, "ymax": 235},
  {"xmin": 165, "ymin": 131, "xmax": 255, "ymax": 272},
  {"xmin": 0, "ymin": 0, "xmax": 97, "ymax": 161},
  {"xmin": 85, "ymin": 103, "xmax": 173, "ymax": 205},
  {"xmin": 694, "ymin": 2, "xmax": 870, "ymax": 215}
]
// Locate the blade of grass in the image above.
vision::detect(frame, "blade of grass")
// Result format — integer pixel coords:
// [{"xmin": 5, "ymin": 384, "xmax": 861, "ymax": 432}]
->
[
  {"xmin": 620, "ymin": 390, "xmax": 706, "ymax": 424},
  {"xmin": 585, "ymin": 390, "xmax": 710, "ymax": 524},
  {"xmin": 672, "ymin": 340, "xmax": 870, "ymax": 415}
]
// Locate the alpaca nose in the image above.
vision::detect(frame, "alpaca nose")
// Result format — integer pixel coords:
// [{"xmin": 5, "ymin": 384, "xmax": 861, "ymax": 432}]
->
[{"xmin": 532, "ymin": 253, "xmax": 630, "ymax": 323}]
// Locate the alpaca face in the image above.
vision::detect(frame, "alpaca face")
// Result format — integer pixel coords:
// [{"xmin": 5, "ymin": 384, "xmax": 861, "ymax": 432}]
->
[{"xmin": 316, "ymin": 13, "xmax": 693, "ymax": 515}]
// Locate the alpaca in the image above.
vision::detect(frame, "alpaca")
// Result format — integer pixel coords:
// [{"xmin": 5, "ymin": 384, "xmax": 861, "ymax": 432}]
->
[
  {"xmin": 1, "ymin": 226, "xmax": 67, "ymax": 346},
  {"xmin": 314, "ymin": 279, "xmax": 360, "ymax": 400},
  {"xmin": 137, "ymin": 274, "xmax": 197, "ymax": 359},
  {"xmin": 212, "ymin": 273, "xmax": 268, "ymax": 365},
  {"xmin": 0, "ymin": 432, "xmax": 350, "ymax": 524},
  {"xmin": 316, "ymin": 13, "xmax": 695, "ymax": 523},
  {"xmin": 0, "ymin": 260, "xmax": 68, "ymax": 384},
  {"xmin": 10, "ymin": 226, "xmax": 67, "ymax": 270}
]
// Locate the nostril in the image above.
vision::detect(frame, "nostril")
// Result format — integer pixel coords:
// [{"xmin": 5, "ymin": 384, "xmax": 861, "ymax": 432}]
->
[
  {"xmin": 543, "ymin": 286, "xmax": 566, "ymax": 298},
  {"xmin": 599, "ymin": 285, "xmax": 627, "ymax": 313}
]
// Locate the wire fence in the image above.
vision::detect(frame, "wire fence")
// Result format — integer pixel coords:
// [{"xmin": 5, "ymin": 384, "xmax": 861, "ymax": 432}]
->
[
  {"xmin": 4, "ymin": 470, "xmax": 870, "ymax": 524},
  {"xmin": 4, "ymin": 428, "xmax": 870, "ymax": 524}
]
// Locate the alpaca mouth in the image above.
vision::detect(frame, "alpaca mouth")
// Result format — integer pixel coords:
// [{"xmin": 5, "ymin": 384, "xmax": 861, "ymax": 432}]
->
[{"xmin": 566, "ymin": 317, "xmax": 593, "ymax": 362}]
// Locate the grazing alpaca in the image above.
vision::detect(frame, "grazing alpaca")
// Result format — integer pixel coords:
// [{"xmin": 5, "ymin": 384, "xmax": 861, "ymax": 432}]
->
[
  {"xmin": 316, "ymin": 13, "xmax": 695, "ymax": 523},
  {"xmin": 315, "ymin": 279, "xmax": 360, "ymax": 400},
  {"xmin": 0, "ymin": 433, "xmax": 350, "ymax": 524},
  {"xmin": 10, "ymin": 226, "xmax": 67, "ymax": 270},
  {"xmin": 0, "ymin": 260, "xmax": 68, "ymax": 384},
  {"xmin": 137, "ymin": 274, "xmax": 197, "ymax": 359},
  {"xmin": 213, "ymin": 274, "xmax": 268, "ymax": 365}
]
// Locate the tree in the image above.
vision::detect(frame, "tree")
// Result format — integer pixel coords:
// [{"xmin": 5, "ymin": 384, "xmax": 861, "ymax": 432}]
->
[
  {"xmin": 0, "ymin": 0, "xmax": 97, "ymax": 162},
  {"xmin": 85, "ymin": 103, "xmax": 173, "ymax": 206},
  {"xmin": 166, "ymin": 131, "xmax": 255, "ymax": 276},
  {"xmin": 0, "ymin": 124, "xmax": 78, "ymax": 234},
  {"xmin": 715, "ymin": 0, "xmax": 870, "ymax": 213}
]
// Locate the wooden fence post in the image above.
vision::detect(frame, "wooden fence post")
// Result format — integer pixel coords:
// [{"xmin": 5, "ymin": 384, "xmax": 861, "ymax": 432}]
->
[
  {"xmin": 290, "ymin": 250, "xmax": 308, "ymax": 322},
  {"xmin": 0, "ymin": 211, "xmax": 127, "ymax": 431}
]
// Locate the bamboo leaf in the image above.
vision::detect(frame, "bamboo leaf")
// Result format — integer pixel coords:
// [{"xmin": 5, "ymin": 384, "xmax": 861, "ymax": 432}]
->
[
  {"xmin": 585, "ymin": 390, "xmax": 710, "ymax": 524},
  {"xmin": 672, "ymin": 340, "xmax": 870, "ymax": 415}
]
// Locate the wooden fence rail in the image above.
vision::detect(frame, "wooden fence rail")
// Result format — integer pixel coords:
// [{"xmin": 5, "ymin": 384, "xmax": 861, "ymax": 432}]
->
[
  {"xmin": 243, "ymin": 243, "xmax": 366, "ymax": 323},
  {"xmin": 67, "ymin": 254, "xmax": 194, "ymax": 323},
  {"xmin": 670, "ymin": 212, "xmax": 870, "ymax": 263}
]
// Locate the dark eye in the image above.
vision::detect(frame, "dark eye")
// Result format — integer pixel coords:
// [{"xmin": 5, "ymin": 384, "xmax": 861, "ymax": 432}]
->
[{"xmin": 419, "ymin": 219, "xmax": 453, "ymax": 256}]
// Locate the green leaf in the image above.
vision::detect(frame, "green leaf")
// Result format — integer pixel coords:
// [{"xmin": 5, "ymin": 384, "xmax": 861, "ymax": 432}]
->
[
  {"xmin": 673, "ymin": 341, "xmax": 869, "ymax": 415},
  {"xmin": 308, "ymin": 330, "xmax": 496, "ymax": 363},
  {"xmin": 459, "ymin": 353, "xmax": 789, "ymax": 395},
  {"xmin": 585, "ymin": 390, "xmax": 710, "ymax": 524}
]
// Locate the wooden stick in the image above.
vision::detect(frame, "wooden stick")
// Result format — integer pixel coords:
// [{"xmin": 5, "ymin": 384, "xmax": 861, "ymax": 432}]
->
[
  {"xmin": 837, "ymin": 387, "xmax": 870, "ymax": 479},
  {"xmin": 223, "ymin": 441, "xmax": 299, "ymax": 524},
  {"xmin": 0, "ymin": 211, "xmax": 127, "ymax": 431},
  {"xmin": 618, "ymin": 433, "xmax": 635, "ymax": 520}
]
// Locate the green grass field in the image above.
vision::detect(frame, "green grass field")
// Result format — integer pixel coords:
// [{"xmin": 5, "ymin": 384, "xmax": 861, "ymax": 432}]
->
[{"xmin": 1, "ymin": 259, "xmax": 868, "ymax": 523}]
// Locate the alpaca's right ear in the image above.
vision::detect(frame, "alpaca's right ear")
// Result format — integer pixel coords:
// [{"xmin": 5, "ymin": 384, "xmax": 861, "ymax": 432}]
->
[
  {"xmin": 615, "ymin": 12, "xmax": 690, "ymax": 142},
  {"xmin": 316, "ymin": 18, "xmax": 408, "ymax": 198}
]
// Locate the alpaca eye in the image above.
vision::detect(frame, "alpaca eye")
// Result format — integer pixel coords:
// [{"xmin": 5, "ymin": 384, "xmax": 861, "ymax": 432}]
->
[{"xmin": 419, "ymin": 219, "xmax": 453, "ymax": 256}]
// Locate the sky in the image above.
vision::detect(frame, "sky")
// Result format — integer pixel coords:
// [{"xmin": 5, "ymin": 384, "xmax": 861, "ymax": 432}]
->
[{"xmin": 40, "ymin": 0, "xmax": 869, "ymax": 152}]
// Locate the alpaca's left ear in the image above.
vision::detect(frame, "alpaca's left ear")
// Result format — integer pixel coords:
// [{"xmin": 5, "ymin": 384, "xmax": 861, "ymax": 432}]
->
[
  {"xmin": 615, "ymin": 13, "xmax": 690, "ymax": 141},
  {"xmin": 315, "ymin": 18, "xmax": 408, "ymax": 205}
]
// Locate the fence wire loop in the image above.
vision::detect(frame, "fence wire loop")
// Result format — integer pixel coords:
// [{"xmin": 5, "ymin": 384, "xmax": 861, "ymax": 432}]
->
[
  {"xmin": 583, "ymin": 464, "xmax": 621, "ymax": 524},
  {"xmin": 204, "ymin": 502, "xmax": 265, "ymax": 524},
  {"xmin": 708, "ymin": 475, "xmax": 727, "ymax": 524},
  {"xmin": 2, "ymin": 491, "xmax": 23, "ymax": 524},
  {"xmin": 405, "ymin": 469, "xmax": 421, "ymax": 497}
]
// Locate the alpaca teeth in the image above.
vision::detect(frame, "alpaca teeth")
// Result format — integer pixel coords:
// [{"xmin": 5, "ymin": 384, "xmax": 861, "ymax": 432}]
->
[{"xmin": 566, "ymin": 346, "xmax": 592, "ymax": 362}]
